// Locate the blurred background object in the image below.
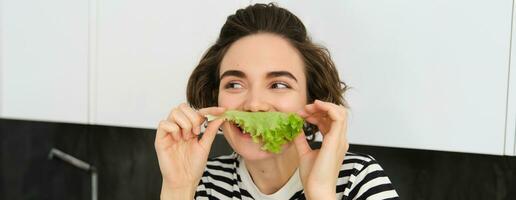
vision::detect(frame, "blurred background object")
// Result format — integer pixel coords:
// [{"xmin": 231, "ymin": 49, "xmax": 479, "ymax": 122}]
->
[{"xmin": 48, "ymin": 148, "xmax": 97, "ymax": 200}]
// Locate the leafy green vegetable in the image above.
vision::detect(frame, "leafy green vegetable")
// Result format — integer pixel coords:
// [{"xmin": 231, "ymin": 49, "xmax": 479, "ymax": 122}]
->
[{"xmin": 208, "ymin": 110, "xmax": 304, "ymax": 153}]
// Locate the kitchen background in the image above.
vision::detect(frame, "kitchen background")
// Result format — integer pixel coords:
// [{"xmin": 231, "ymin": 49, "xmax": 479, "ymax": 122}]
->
[{"xmin": 1, "ymin": 0, "xmax": 516, "ymax": 199}]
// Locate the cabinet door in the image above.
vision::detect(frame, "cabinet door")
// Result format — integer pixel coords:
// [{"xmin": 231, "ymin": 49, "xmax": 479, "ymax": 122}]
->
[
  {"xmin": 262, "ymin": 0, "xmax": 512, "ymax": 155},
  {"xmin": 92, "ymin": 1, "xmax": 250, "ymax": 128},
  {"xmin": 0, "ymin": 0, "xmax": 89, "ymax": 124}
]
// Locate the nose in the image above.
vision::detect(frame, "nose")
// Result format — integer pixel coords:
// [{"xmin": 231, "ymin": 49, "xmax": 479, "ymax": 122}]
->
[{"xmin": 243, "ymin": 89, "xmax": 271, "ymax": 112}]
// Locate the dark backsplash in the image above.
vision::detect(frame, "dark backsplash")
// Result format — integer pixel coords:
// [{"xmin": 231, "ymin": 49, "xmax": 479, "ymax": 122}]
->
[{"xmin": 1, "ymin": 118, "xmax": 515, "ymax": 200}]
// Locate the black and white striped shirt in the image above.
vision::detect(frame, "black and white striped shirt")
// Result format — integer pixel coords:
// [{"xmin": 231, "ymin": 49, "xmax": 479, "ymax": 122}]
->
[{"xmin": 195, "ymin": 152, "xmax": 399, "ymax": 199}]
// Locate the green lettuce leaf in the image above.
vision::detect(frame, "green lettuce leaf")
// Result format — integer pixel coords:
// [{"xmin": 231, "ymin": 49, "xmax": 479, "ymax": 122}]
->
[{"xmin": 209, "ymin": 110, "xmax": 304, "ymax": 153}]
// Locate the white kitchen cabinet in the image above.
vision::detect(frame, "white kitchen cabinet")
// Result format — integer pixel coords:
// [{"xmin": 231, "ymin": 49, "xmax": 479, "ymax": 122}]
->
[
  {"xmin": 0, "ymin": 0, "xmax": 89, "ymax": 124},
  {"xmin": 257, "ymin": 0, "xmax": 512, "ymax": 155},
  {"xmin": 1, "ymin": 0, "xmax": 514, "ymax": 156},
  {"xmin": 91, "ymin": 1, "xmax": 250, "ymax": 128}
]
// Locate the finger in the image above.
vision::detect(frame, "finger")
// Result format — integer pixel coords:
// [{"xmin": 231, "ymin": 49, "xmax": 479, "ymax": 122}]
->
[
  {"xmin": 166, "ymin": 106, "xmax": 179, "ymax": 121},
  {"xmin": 299, "ymin": 105, "xmax": 329, "ymax": 126},
  {"xmin": 309, "ymin": 102, "xmax": 342, "ymax": 129},
  {"xmin": 199, "ymin": 118, "xmax": 225, "ymax": 151},
  {"xmin": 304, "ymin": 102, "xmax": 342, "ymax": 145},
  {"xmin": 299, "ymin": 104, "xmax": 325, "ymax": 121},
  {"xmin": 314, "ymin": 100, "xmax": 348, "ymax": 133},
  {"xmin": 304, "ymin": 103, "xmax": 317, "ymax": 115},
  {"xmin": 304, "ymin": 104, "xmax": 330, "ymax": 121},
  {"xmin": 179, "ymin": 103, "xmax": 204, "ymax": 135},
  {"xmin": 198, "ymin": 107, "xmax": 226, "ymax": 118},
  {"xmin": 304, "ymin": 116, "xmax": 321, "ymax": 126},
  {"xmin": 296, "ymin": 109, "xmax": 308, "ymax": 118},
  {"xmin": 313, "ymin": 100, "xmax": 345, "ymax": 122},
  {"xmin": 171, "ymin": 109, "xmax": 194, "ymax": 140},
  {"xmin": 293, "ymin": 132, "xmax": 312, "ymax": 157},
  {"xmin": 156, "ymin": 120, "xmax": 181, "ymax": 142}
]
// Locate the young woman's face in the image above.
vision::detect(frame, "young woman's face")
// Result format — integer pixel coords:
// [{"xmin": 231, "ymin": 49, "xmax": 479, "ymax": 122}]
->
[{"xmin": 218, "ymin": 33, "xmax": 308, "ymax": 160}]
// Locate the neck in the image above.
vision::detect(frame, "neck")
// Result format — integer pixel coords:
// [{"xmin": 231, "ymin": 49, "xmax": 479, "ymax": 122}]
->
[{"xmin": 244, "ymin": 145, "xmax": 299, "ymax": 195}]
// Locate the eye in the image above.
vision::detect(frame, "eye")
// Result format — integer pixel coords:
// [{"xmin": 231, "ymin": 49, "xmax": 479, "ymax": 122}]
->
[
  {"xmin": 224, "ymin": 82, "xmax": 243, "ymax": 89},
  {"xmin": 271, "ymin": 82, "xmax": 291, "ymax": 89}
]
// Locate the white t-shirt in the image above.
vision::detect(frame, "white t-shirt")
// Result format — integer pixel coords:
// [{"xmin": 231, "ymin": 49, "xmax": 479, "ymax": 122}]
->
[{"xmin": 237, "ymin": 156, "xmax": 303, "ymax": 199}]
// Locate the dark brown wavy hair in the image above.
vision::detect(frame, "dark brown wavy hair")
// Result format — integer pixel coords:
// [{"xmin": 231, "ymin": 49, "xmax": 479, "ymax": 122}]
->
[{"xmin": 186, "ymin": 3, "xmax": 349, "ymax": 140}]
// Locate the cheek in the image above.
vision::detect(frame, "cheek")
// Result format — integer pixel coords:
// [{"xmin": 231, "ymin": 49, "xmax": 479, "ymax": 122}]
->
[
  {"xmin": 218, "ymin": 92, "xmax": 242, "ymax": 108},
  {"xmin": 217, "ymin": 90, "xmax": 227, "ymax": 106},
  {"xmin": 275, "ymin": 98, "xmax": 305, "ymax": 112},
  {"xmin": 274, "ymin": 89, "xmax": 308, "ymax": 111}
]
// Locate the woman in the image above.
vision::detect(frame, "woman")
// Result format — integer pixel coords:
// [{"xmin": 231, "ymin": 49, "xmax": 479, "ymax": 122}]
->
[{"xmin": 155, "ymin": 3, "xmax": 399, "ymax": 200}]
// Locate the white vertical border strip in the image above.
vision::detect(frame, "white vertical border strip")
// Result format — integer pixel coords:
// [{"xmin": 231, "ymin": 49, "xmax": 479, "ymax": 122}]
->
[
  {"xmin": 88, "ymin": 0, "xmax": 98, "ymax": 125},
  {"xmin": 0, "ymin": 0, "xmax": 3, "ymax": 118},
  {"xmin": 506, "ymin": 0, "xmax": 516, "ymax": 156}
]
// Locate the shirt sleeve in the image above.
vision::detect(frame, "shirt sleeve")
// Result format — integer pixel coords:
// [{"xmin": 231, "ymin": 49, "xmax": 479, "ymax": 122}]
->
[{"xmin": 345, "ymin": 156, "xmax": 399, "ymax": 200}]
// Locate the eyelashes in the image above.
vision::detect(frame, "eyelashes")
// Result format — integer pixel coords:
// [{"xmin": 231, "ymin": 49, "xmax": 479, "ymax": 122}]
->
[
  {"xmin": 223, "ymin": 81, "xmax": 291, "ymax": 89},
  {"xmin": 271, "ymin": 82, "xmax": 290, "ymax": 89},
  {"xmin": 224, "ymin": 82, "xmax": 243, "ymax": 89}
]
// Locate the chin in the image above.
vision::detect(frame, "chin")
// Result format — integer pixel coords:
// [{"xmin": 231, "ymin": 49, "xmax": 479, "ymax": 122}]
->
[{"xmin": 222, "ymin": 122, "xmax": 292, "ymax": 160}]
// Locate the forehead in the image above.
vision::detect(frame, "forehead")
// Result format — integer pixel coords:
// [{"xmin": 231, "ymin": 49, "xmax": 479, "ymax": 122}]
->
[{"xmin": 220, "ymin": 33, "xmax": 305, "ymax": 76}]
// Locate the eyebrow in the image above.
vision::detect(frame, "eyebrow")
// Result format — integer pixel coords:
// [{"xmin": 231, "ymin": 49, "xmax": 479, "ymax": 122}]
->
[
  {"xmin": 267, "ymin": 71, "xmax": 298, "ymax": 82},
  {"xmin": 220, "ymin": 70, "xmax": 246, "ymax": 79},
  {"xmin": 220, "ymin": 70, "xmax": 298, "ymax": 82}
]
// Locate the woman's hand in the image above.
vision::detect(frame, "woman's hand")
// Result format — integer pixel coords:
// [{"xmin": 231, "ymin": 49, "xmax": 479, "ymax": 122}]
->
[
  {"xmin": 155, "ymin": 103, "xmax": 226, "ymax": 199},
  {"xmin": 294, "ymin": 100, "xmax": 349, "ymax": 200}
]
